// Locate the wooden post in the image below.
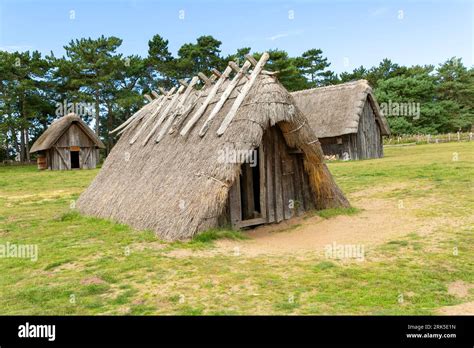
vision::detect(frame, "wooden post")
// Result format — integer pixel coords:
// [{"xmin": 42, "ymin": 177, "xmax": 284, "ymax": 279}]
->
[
  {"xmin": 142, "ymin": 86, "xmax": 185, "ymax": 145},
  {"xmin": 216, "ymin": 52, "xmax": 270, "ymax": 136},
  {"xmin": 199, "ymin": 60, "xmax": 252, "ymax": 137},
  {"xmin": 109, "ymin": 98, "xmax": 159, "ymax": 134},
  {"xmin": 168, "ymin": 75, "xmax": 216, "ymax": 134},
  {"xmin": 198, "ymin": 72, "xmax": 212, "ymax": 87},
  {"xmin": 130, "ymin": 88, "xmax": 176, "ymax": 145},
  {"xmin": 151, "ymin": 90, "xmax": 160, "ymax": 99},
  {"xmin": 229, "ymin": 177, "xmax": 242, "ymax": 228},
  {"xmin": 156, "ymin": 76, "xmax": 200, "ymax": 143},
  {"xmin": 144, "ymin": 94, "xmax": 153, "ymax": 102},
  {"xmin": 180, "ymin": 65, "xmax": 233, "ymax": 136}
]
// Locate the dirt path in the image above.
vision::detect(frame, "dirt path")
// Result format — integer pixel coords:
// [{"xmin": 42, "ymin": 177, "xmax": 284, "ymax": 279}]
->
[
  {"xmin": 166, "ymin": 183, "xmax": 447, "ymax": 258},
  {"xmin": 436, "ymin": 302, "xmax": 474, "ymax": 315}
]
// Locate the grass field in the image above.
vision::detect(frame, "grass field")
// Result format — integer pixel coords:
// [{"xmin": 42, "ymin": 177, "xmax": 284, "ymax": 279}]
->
[{"xmin": 0, "ymin": 142, "xmax": 472, "ymax": 315}]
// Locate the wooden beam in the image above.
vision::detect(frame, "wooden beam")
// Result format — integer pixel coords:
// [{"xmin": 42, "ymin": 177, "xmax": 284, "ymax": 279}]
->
[
  {"xmin": 144, "ymin": 94, "xmax": 153, "ymax": 102},
  {"xmin": 114, "ymin": 97, "xmax": 162, "ymax": 135},
  {"xmin": 54, "ymin": 146, "xmax": 69, "ymax": 170},
  {"xmin": 245, "ymin": 54, "xmax": 258, "ymax": 67},
  {"xmin": 129, "ymin": 88, "xmax": 175, "ymax": 145},
  {"xmin": 229, "ymin": 177, "xmax": 242, "ymax": 228},
  {"xmin": 235, "ymin": 217, "xmax": 266, "ymax": 229},
  {"xmin": 158, "ymin": 87, "xmax": 166, "ymax": 94},
  {"xmin": 179, "ymin": 79, "xmax": 189, "ymax": 88},
  {"xmin": 198, "ymin": 72, "xmax": 212, "ymax": 86},
  {"xmin": 151, "ymin": 90, "xmax": 160, "ymax": 99},
  {"xmin": 211, "ymin": 68, "xmax": 222, "ymax": 78},
  {"xmin": 155, "ymin": 76, "xmax": 199, "ymax": 143},
  {"xmin": 180, "ymin": 65, "xmax": 233, "ymax": 136},
  {"xmin": 259, "ymin": 145, "xmax": 267, "ymax": 220},
  {"xmin": 109, "ymin": 108, "xmax": 144, "ymax": 134},
  {"xmin": 142, "ymin": 85, "xmax": 185, "ymax": 145},
  {"xmin": 199, "ymin": 60, "xmax": 252, "ymax": 137},
  {"xmin": 216, "ymin": 52, "xmax": 270, "ymax": 136},
  {"xmin": 168, "ymin": 75, "xmax": 217, "ymax": 134},
  {"xmin": 80, "ymin": 147, "xmax": 92, "ymax": 168}
]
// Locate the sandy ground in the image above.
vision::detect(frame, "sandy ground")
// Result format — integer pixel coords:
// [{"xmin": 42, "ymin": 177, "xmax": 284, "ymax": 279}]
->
[
  {"xmin": 165, "ymin": 183, "xmax": 445, "ymax": 258},
  {"xmin": 436, "ymin": 302, "xmax": 474, "ymax": 315}
]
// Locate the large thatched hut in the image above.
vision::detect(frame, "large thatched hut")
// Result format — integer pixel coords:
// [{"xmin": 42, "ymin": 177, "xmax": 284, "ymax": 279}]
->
[
  {"xmin": 77, "ymin": 53, "xmax": 349, "ymax": 240},
  {"xmin": 291, "ymin": 80, "xmax": 390, "ymax": 160},
  {"xmin": 30, "ymin": 113, "xmax": 105, "ymax": 170}
]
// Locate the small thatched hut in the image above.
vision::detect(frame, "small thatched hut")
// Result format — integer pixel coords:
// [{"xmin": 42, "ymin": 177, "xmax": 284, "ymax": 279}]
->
[
  {"xmin": 291, "ymin": 80, "xmax": 390, "ymax": 160},
  {"xmin": 77, "ymin": 53, "xmax": 349, "ymax": 240},
  {"xmin": 30, "ymin": 113, "xmax": 105, "ymax": 170}
]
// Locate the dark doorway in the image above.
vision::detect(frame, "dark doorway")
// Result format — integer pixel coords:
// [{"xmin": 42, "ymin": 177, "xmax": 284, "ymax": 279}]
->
[
  {"xmin": 70, "ymin": 151, "xmax": 80, "ymax": 169},
  {"xmin": 240, "ymin": 148, "xmax": 261, "ymax": 220}
]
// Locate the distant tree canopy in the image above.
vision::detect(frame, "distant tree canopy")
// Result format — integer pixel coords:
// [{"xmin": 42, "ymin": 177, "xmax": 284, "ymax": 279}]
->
[{"xmin": 0, "ymin": 34, "xmax": 472, "ymax": 161}]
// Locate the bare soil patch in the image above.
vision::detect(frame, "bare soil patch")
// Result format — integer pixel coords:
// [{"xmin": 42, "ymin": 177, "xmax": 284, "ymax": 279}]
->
[
  {"xmin": 436, "ymin": 301, "xmax": 474, "ymax": 315},
  {"xmin": 447, "ymin": 281, "xmax": 473, "ymax": 298},
  {"xmin": 162, "ymin": 183, "xmax": 456, "ymax": 258}
]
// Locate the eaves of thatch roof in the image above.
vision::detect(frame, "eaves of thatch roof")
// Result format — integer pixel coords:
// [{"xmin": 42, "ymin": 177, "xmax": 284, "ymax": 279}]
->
[
  {"xmin": 30, "ymin": 113, "xmax": 105, "ymax": 153},
  {"xmin": 291, "ymin": 80, "xmax": 390, "ymax": 138},
  {"xmin": 77, "ymin": 56, "xmax": 349, "ymax": 241}
]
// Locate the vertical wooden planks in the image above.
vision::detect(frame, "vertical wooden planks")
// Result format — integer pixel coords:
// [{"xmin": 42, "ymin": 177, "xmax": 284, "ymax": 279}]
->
[
  {"xmin": 228, "ymin": 177, "xmax": 242, "ymax": 228},
  {"xmin": 258, "ymin": 145, "xmax": 267, "ymax": 221},
  {"xmin": 292, "ymin": 154, "xmax": 304, "ymax": 216},
  {"xmin": 265, "ymin": 130, "xmax": 275, "ymax": 223},
  {"xmin": 241, "ymin": 163, "xmax": 255, "ymax": 220},
  {"xmin": 274, "ymin": 128, "xmax": 284, "ymax": 222},
  {"xmin": 281, "ymin": 140, "xmax": 294, "ymax": 220}
]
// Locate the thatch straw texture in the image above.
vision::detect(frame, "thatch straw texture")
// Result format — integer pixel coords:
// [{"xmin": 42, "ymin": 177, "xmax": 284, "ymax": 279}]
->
[
  {"xmin": 30, "ymin": 113, "xmax": 105, "ymax": 153},
  {"xmin": 291, "ymin": 80, "xmax": 390, "ymax": 138},
  {"xmin": 77, "ymin": 75, "xmax": 349, "ymax": 240}
]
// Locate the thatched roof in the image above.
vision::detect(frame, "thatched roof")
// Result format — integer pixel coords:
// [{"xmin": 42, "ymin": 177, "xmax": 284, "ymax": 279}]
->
[
  {"xmin": 30, "ymin": 113, "xmax": 105, "ymax": 153},
  {"xmin": 291, "ymin": 80, "xmax": 390, "ymax": 138},
  {"xmin": 77, "ymin": 58, "xmax": 349, "ymax": 241}
]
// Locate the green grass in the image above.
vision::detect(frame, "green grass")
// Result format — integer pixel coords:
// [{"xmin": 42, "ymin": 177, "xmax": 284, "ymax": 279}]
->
[{"xmin": 0, "ymin": 142, "xmax": 472, "ymax": 315}]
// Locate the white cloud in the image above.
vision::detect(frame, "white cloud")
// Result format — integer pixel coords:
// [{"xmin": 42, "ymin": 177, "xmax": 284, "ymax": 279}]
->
[{"xmin": 266, "ymin": 30, "xmax": 303, "ymax": 41}]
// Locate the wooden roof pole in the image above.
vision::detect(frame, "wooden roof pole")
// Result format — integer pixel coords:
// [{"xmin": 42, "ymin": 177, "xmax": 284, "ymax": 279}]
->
[
  {"xmin": 217, "ymin": 52, "xmax": 270, "ymax": 136},
  {"xmin": 142, "ymin": 85, "xmax": 186, "ymax": 145},
  {"xmin": 129, "ymin": 87, "xmax": 176, "ymax": 145},
  {"xmin": 156, "ymin": 76, "xmax": 200, "ymax": 143},
  {"xmin": 180, "ymin": 65, "xmax": 233, "ymax": 136},
  {"xmin": 198, "ymin": 60, "xmax": 252, "ymax": 137},
  {"xmin": 168, "ymin": 74, "xmax": 217, "ymax": 134},
  {"xmin": 110, "ymin": 97, "xmax": 161, "ymax": 135}
]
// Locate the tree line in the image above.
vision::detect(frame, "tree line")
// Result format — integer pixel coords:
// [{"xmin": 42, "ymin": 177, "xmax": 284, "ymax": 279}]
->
[{"xmin": 0, "ymin": 34, "xmax": 472, "ymax": 162}]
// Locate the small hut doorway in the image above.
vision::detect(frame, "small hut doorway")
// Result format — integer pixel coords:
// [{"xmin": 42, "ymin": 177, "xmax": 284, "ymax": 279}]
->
[
  {"xmin": 240, "ymin": 148, "xmax": 262, "ymax": 220},
  {"xmin": 70, "ymin": 149, "xmax": 80, "ymax": 169},
  {"xmin": 229, "ymin": 147, "xmax": 267, "ymax": 229},
  {"xmin": 228, "ymin": 126, "xmax": 316, "ymax": 230}
]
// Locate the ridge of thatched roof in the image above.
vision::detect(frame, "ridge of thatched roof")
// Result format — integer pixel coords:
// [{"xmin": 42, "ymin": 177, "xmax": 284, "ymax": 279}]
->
[
  {"xmin": 291, "ymin": 80, "xmax": 390, "ymax": 138},
  {"xmin": 77, "ymin": 58, "xmax": 349, "ymax": 241},
  {"xmin": 30, "ymin": 113, "xmax": 105, "ymax": 153}
]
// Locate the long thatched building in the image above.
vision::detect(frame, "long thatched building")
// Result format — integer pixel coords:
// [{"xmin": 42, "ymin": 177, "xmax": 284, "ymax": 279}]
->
[
  {"xmin": 77, "ymin": 53, "xmax": 350, "ymax": 240},
  {"xmin": 291, "ymin": 80, "xmax": 390, "ymax": 160},
  {"xmin": 30, "ymin": 113, "xmax": 105, "ymax": 170}
]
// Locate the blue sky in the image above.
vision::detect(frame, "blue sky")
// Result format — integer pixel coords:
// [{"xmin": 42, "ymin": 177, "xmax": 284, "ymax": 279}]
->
[{"xmin": 0, "ymin": 0, "xmax": 472, "ymax": 73}]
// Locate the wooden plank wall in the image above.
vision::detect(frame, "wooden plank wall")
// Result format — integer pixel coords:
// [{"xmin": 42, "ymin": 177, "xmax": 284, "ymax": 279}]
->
[
  {"xmin": 47, "ymin": 123, "xmax": 100, "ymax": 170},
  {"xmin": 319, "ymin": 99, "xmax": 384, "ymax": 160},
  {"xmin": 353, "ymin": 101, "xmax": 383, "ymax": 159},
  {"xmin": 227, "ymin": 126, "xmax": 316, "ymax": 228}
]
